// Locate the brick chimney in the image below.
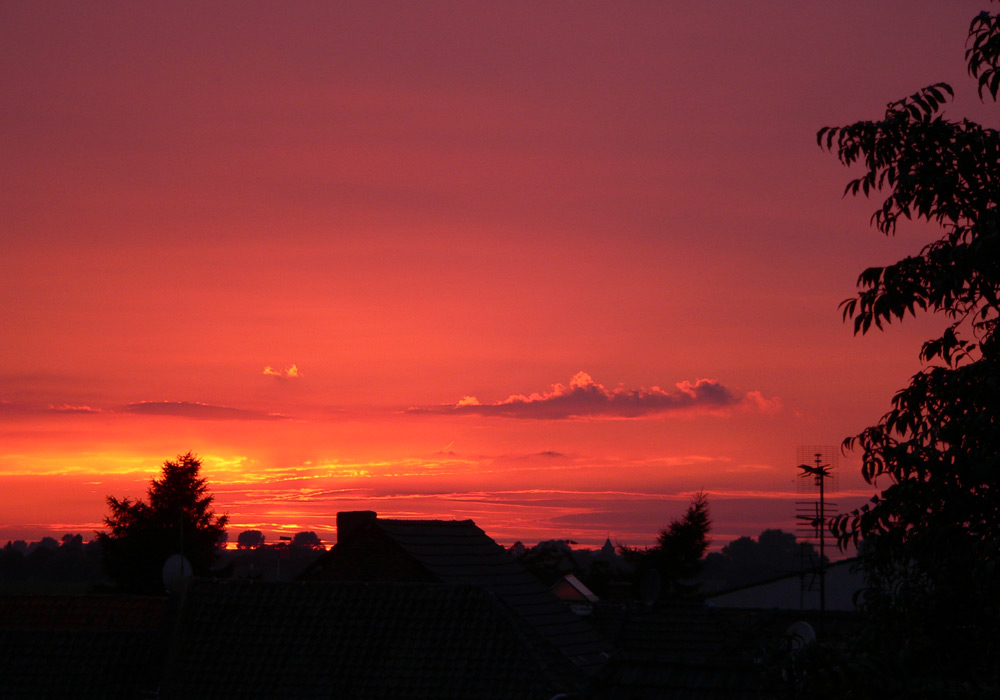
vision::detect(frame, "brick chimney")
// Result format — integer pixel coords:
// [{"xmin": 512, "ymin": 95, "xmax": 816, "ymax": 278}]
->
[{"xmin": 336, "ymin": 510, "xmax": 377, "ymax": 544}]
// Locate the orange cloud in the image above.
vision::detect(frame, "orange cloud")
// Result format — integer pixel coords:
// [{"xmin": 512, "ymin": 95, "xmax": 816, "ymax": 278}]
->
[
  {"xmin": 263, "ymin": 364, "xmax": 301, "ymax": 379},
  {"xmin": 122, "ymin": 401, "xmax": 289, "ymax": 421},
  {"xmin": 412, "ymin": 371, "xmax": 776, "ymax": 420},
  {"xmin": 47, "ymin": 404, "xmax": 103, "ymax": 414}
]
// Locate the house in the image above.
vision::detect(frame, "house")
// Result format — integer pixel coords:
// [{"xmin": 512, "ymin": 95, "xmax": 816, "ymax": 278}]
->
[
  {"xmin": 551, "ymin": 573, "xmax": 600, "ymax": 616},
  {"xmin": 0, "ymin": 582, "xmax": 575, "ymax": 700},
  {"xmin": 0, "ymin": 593, "xmax": 168, "ymax": 700},
  {"xmin": 158, "ymin": 580, "xmax": 568, "ymax": 699},
  {"xmin": 704, "ymin": 558, "xmax": 864, "ymax": 612},
  {"xmin": 300, "ymin": 511, "xmax": 611, "ymax": 690}
]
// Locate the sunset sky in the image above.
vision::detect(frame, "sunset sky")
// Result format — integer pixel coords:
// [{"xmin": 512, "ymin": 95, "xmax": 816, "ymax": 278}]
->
[{"xmin": 2, "ymin": 2, "xmax": 990, "ymax": 550}]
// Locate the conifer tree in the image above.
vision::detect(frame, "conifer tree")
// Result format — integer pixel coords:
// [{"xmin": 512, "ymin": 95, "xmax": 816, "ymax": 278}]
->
[{"xmin": 98, "ymin": 452, "xmax": 228, "ymax": 593}]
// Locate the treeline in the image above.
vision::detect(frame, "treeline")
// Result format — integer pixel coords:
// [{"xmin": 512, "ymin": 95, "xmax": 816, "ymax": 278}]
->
[
  {"xmin": 1, "ymin": 535, "xmax": 104, "ymax": 591},
  {"xmin": 0, "ymin": 531, "xmax": 329, "ymax": 592},
  {"xmin": 6, "ymin": 518, "xmax": 823, "ymax": 598},
  {"xmin": 511, "ymin": 530, "xmax": 825, "ymax": 600},
  {"xmin": 701, "ymin": 528, "xmax": 827, "ymax": 591},
  {"xmin": 509, "ymin": 493, "xmax": 827, "ymax": 601}
]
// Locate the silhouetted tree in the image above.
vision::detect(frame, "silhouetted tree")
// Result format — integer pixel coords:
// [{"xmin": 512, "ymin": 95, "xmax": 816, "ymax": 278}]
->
[
  {"xmin": 510, "ymin": 538, "xmax": 631, "ymax": 599},
  {"xmin": 5, "ymin": 540, "xmax": 28, "ymax": 554},
  {"xmin": 24, "ymin": 538, "xmax": 58, "ymax": 573},
  {"xmin": 98, "ymin": 452, "xmax": 228, "ymax": 593},
  {"xmin": 0, "ymin": 542, "xmax": 27, "ymax": 583},
  {"xmin": 513, "ymin": 539, "xmax": 581, "ymax": 586},
  {"xmin": 701, "ymin": 529, "xmax": 825, "ymax": 590},
  {"xmin": 798, "ymin": 6, "xmax": 1000, "ymax": 696},
  {"xmin": 60, "ymin": 533, "xmax": 83, "ymax": 551},
  {"xmin": 654, "ymin": 491, "xmax": 710, "ymax": 578},
  {"xmin": 622, "ymin": 492, "xmax": 711, "ymax": 598},
  {"xmin": 27, "ymin": 536, "xmax": 59, "ymax": 555},
  {"xmin": 291, "ymin": 531, "xmax": 323, "ymax": 549},
  {"xmin": 237, "ymin": 530, "xmax": 266, "ymax": 549},
  {"xmin": 0, "ymin": 535, "xmax": 105, "ymax": 590}
]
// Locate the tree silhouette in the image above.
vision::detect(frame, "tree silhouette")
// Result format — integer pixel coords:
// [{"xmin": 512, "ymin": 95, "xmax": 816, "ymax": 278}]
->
[
  {"xmin": 654, "ymin": 491, "xmax": 710, "ymax": 579},
  {"xmin": 808, "ymin": 5, "xmax": 1000, "ymax": 695},
  {"xmin": 98, "ymin": 452, "xmax": 228, "ymax": 593},
  {"xmin": 623, "ymin": 492, "xmax": 711, "ymax": 598},
  {"xmin": 237, "ymin": 530, "xmax": 266, "ymax": 549},
  {"xmin": 702, "ymin": 529, "xmax": 825, "ymax": 590},
  {"xmin": 512, "ymin": 539, "xmax": 581, "ymax": 586},
  {"xmin": 291, "ymin": 531, "xmax": 323, "ymax": 549}
]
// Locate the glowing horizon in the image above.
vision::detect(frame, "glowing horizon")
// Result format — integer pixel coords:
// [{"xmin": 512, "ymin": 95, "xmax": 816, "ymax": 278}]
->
[{"xmin": 2, "ymin": 2, "xmax": 984, "ymax": 551}]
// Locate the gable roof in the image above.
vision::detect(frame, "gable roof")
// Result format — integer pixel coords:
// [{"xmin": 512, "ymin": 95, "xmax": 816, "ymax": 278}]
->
[
  {"xmin": 0, "ymin": 595, "xmax": 169, "ymax": 700},
  {"xmin": 301, "ymin": 513, "xmax": 611, "ymax": 682},
  {"xmin": 159, "ymin": 580, "xmax": 563, "ymax": 700},
  {"xmin": 0, "ymin": 593, "xmax": 167, "ymax": 630}
]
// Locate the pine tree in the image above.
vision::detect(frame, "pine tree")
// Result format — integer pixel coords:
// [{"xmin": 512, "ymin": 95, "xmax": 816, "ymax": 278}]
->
[{"xmin": 98, "ymin": 452, "xmax": 228, "ymax": 593}]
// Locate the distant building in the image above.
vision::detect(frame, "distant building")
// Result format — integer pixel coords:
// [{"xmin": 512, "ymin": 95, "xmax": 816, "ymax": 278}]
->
[
  {"xmin": 300, "ymin": 510, "xmax": 611, "ymax": 689},
  {"xmin": 705, "ymin": 558, "xmax": 865, "ymax": 612},
  {"xmin": 551, "ymin": 572, "xmax": 600, "ymax": 616}
]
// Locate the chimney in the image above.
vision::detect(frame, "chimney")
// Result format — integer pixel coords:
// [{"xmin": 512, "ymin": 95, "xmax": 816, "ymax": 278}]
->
[{"xmin": 337, "ymin": 510, "xmax": 377, "ymax": 544}]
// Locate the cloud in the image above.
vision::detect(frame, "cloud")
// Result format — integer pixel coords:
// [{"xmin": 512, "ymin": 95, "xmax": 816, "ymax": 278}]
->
[
  {"xmin": 4, "ymin": 401, "xmax": 105, "ymax": 416},
  {"xmin": 743, "ymin": 390, "xmax": 782, "ymax": 413},
  {"xmin": 46, "ymin": 404, "xmax": 103, "ymax": 414},
  {"xmin": 122, "ymin": 401, "xmax": 289, "ymax": 421},
  {"xmin": 3, "ymin": 400, "xmax": 291, "ymax": 421},
  {"xmin": 263, "ymin": 364, "xmax": 301, "ymax": 379},
  {"xmin": 412, "ymin": 371, "xmax": 774, "ymax": 420}
]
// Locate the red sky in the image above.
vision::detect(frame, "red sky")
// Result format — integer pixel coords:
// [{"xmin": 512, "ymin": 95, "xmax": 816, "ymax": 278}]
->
[{"xmin": 1, "ymin": 2, "xmax": 990, "ymax": 550}]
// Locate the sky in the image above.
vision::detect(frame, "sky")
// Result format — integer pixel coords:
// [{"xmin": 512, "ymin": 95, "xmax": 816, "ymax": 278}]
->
[{"xmin": 1, "ymin": 2, "xmax": 992, "ymax": 550}]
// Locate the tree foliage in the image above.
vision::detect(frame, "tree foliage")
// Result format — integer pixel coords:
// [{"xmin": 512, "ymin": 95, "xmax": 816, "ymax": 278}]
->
[
  {"xmin": 291, "ymin": 531, "xmax": 323, "ymax": 549},
  {"xmin": 98, "ymin": 452, "xmax": 228, "ymax": 593},
  {"xmin": 513, "ymin": 539, "xmax": 582, "ymax": 586},
  {"xmin": 0, "ymin": 534, "xmax": 104, "ymax": 590},
  {"xmin": 654, "ymin": 491, "xmax": 710, "ymax": 579},
  {"xmin": 702, "ymin": 529, "xmax": 824, "ymax": 590},
  {"xmin": 814, "ymin": 5, "xmax": 1000, "ymax": 694},
  {"xmin": 623, "ymin": 492, "xmax": 711, "ymax": 598},
  {"xmin": 237, "ymin": 530, "xmax": 266, "ymax": 549},
  {"xmin": 510, "ymin": 538, "xmax": 629, "ymax": 599}
]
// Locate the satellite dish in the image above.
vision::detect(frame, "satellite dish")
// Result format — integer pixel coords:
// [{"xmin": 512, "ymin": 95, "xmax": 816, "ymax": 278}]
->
[
  {"xmin": 162, "ymin": 554, "xmax": 193, "ymax": 592},
  {"xmin": 786, "ymin": 620, "xmax": 817, "ymax": 649}
]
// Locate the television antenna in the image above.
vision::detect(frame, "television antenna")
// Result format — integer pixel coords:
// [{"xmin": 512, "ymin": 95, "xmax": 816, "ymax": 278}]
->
[{"xmin": 794, "ymin": 446, "xmax": 838, "ymax": 618}]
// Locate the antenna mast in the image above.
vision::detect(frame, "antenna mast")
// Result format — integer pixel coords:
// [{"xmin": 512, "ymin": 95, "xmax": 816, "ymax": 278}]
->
[{"xmin": 795, "ymin": 446, "xmax": 838, "ymax": 617}]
